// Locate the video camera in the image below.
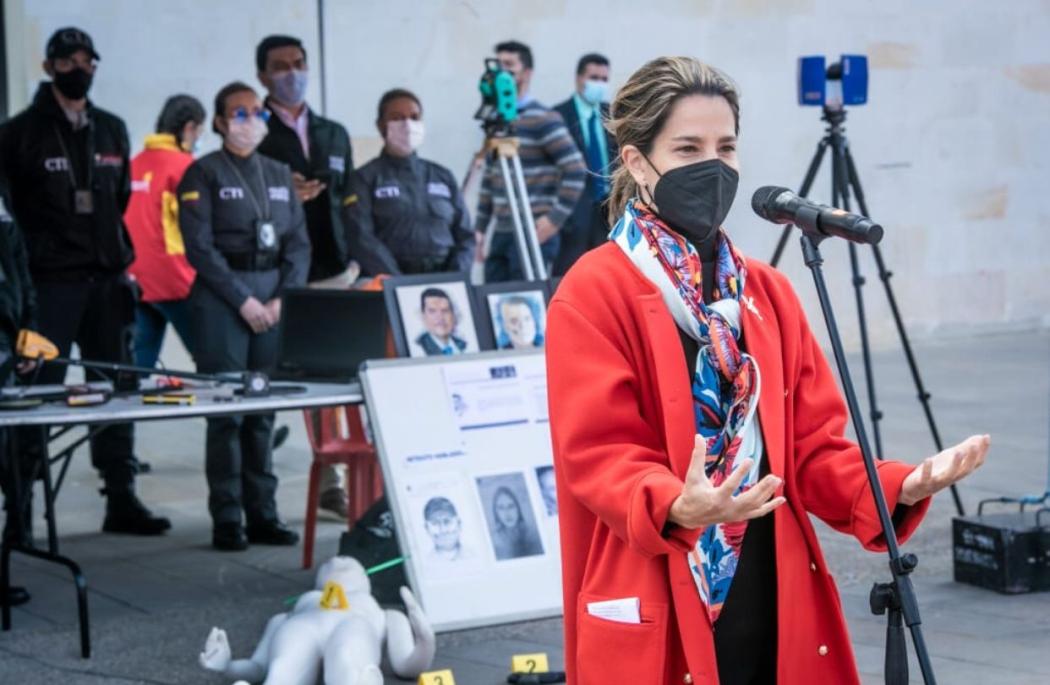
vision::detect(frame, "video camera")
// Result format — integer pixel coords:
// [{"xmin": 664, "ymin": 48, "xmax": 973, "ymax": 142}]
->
[
  {"xmin": 474, "ymin": 58, "xmax": 518, "ymax": 135},
  {"xmin": 797, "ymin": 55, "xmax": 868, "ymax": 111}
]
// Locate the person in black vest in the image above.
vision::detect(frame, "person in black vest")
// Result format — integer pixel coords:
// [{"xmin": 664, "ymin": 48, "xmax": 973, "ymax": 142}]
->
[
  {"xmin": 255, "ymin": 34, "xmax": 357, "ymax": 519},
  {"xmin": 255, "ymin": 34, "xmax": 355, "ymax": 285},
  {"xmin": 343, "ymin": 89, "xmax": 474, "ymax": 277},
  {"xmin": 0, "ymin": 27, "xmax": 169, "ymax": 535},
  {"xmin": 178, "ymin": 82, "xmax": 311, "ymax": 551},
  {"xmin": 0, "ymin": 175, "xmax": 38, "ymax": 607},
  {"xmin": 552, "ymin": 53, "xmax": 619, "ymax": 276}
]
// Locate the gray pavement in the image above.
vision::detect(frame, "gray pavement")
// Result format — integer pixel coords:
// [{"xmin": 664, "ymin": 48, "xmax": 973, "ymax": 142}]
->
[{"xmin": 0, "ymin": 331, "xmax": 1048, "ymax": 684}]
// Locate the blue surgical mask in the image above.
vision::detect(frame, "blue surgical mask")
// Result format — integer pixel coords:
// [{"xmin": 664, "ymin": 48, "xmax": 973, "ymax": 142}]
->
[
  {"xmin": 581, "ymin": 79, "xmax": 609, "ymax": 106},
  {"xmin": 272, "ymin": 69, "xmax": 309, "ymax": 107}
]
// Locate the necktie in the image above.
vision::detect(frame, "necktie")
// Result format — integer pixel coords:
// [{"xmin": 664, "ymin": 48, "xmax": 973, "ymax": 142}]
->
[
  {"xmin": 586, "ymin": 110, "xmax": 608, "ymax": 199},
  {"xmin": 442, "ymin": 345, "xmax": 454, "ymax": 355}
]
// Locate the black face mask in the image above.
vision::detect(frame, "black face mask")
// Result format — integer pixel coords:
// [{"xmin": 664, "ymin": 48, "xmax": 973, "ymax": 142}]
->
[
  {"xmin": 52, "ymin": 68, "xmax": 93, "ymax": 100},
  {"xmin": 644, "ymin": 157, "xmax": 739, "ymax": 246}
]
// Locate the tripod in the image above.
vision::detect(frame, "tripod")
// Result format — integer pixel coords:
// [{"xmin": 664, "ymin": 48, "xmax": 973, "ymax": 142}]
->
[
  {"xmin": 478, "ymin": 126, "xmax": 548, "ymax": 281},
  {"xmin": 770, "ymin": 107, "xmax": 964, "ymax": 517}
]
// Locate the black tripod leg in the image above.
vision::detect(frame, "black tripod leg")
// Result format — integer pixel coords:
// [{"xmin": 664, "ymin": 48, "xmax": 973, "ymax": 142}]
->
[
  {"xmin": 771, "ymin": 137, "xmax": 829, "ymax": 268},
  {"xmin": 844, "ymin": 147, "xmax": 965, "ymax": 515},
  {"xmin": 833, "ymin": 137, "xmax": 885, "ymax": 458}
]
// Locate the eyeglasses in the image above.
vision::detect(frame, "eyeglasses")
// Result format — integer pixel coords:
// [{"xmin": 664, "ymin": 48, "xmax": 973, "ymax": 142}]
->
[
  {"xmin": 228, "ymin": 107, "xmax": 271, "ymax": 123},
  {"xmin": 52, "ymin": 55, "xmax": 98, "ymax": 72}
]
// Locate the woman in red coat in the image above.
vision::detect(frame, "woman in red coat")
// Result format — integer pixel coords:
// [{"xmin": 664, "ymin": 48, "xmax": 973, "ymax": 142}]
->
[{"xmin": 546, "ymin": 57, "xmax": 990, "ymax": 685}]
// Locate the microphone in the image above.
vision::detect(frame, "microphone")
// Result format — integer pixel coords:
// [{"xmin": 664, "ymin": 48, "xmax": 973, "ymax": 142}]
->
[{"xmin": 751, "ymin": 186, "xmax": 883, "ymax": 245}]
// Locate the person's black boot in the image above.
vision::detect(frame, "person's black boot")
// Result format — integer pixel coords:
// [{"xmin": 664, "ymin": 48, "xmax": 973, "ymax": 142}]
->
[
  {"xmin": 1, "ymin": 586, "xmax": 31, "ymax": 607},
  {"xmin": 101, "ymin": 490, "xmax": 172, "ymax": 535},
  {"xmin": 246, "ymin": 519, "xmax": 300, "ymax": 546},
  {"xmin": 272, "ymin": 424, "xmax": 290, "ymax": 450},
  {"xmin": 2, "ymin": 493, "xmax": 34, "ymax": 550},
  {"xmin": 212, "ymin": 522, "xmax": 249, "ymax": 552}
]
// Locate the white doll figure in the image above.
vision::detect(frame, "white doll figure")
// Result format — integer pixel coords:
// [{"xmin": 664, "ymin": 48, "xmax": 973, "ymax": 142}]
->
[{"xmin": 199, "ymin": 556, "xmax": 435, "ymax": 684}]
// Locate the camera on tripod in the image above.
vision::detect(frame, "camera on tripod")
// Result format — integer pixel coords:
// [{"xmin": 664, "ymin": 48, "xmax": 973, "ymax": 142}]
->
[
  {"xmin": 797, "ymin": 55, "xmax": 868, "ymax": 111},
  {"xmin": 474, "ymin": 58, "xmax": 519, "ymax": 135}
]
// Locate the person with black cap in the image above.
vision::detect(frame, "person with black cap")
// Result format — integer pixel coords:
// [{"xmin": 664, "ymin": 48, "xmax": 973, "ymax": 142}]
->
[
  {"xmin": 178, "ymin": 81, "xmax": 310, "ymax": 551},
  {"xmin": 0, "ymin": 27, "xmax": 170, "ymax": 535}
]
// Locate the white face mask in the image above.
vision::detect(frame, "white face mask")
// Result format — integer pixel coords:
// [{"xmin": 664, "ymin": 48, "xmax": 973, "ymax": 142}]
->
[
  {"xmin": 225, "ymin": 116, "xmax": 268, "ymax": 152},
  {"xmin": 385, "ymin": 119, "xmax": 425, "ymax": 156},
  {"xmin": 582, "ymin": 79, "xmax": 609, "ymax": 106}
]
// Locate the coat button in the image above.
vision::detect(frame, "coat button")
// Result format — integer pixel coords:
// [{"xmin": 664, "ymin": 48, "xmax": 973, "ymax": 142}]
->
[
  {"xmin": 818, "ymin": 645, "xmax": 829, "ymax": 656},
  {"xmin": 784, "ymin": 389, "xmax": 789, "ymax": 397},
  {"xmin": 810, "ymin": 562, "xmax": 817, "ymax": 572},
  {"xmin": 684, "ymin": 674, "xmax": 693, "ymax": 684}
]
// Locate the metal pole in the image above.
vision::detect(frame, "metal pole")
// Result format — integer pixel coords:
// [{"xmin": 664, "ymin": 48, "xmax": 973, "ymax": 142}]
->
[{"xmin": 316, "ymin": 0, "xmax": 328, "ymax": 115}]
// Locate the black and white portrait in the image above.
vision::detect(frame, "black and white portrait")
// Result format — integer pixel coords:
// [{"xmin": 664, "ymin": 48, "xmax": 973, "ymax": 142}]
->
[
  {"xmin": 534, "ymin": 465, "xmax": 557, "ymax": 517},
  {"xmin": 475, "ymin": 472, "xmax": 544, "ymax": 561},
  {"xmin": 421, "ymin": 495, "xmax": 477, "ymax": 563}
]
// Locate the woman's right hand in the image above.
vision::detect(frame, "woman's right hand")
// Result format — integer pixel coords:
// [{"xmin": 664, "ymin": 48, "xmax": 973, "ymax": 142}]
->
[
  {"xmin": 239, "ymin": 296, "xmax": 274, "ymax": 333},
  {"xmin": 668, "ymin": 435, "xmax": 786, "ymax": 530}
]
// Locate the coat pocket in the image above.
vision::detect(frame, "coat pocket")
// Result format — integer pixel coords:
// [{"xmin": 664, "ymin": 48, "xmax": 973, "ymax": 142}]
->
[{"xmin": 575, "ymin": 593, "xmax": 668, "ymax": 685}]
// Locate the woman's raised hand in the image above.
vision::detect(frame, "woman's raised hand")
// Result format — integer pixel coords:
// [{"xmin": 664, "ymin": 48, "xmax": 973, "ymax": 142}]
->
[
  {"xmin": 668, "ymin": 435, "xmax": 786, "ymax": 530},
  {"xmin": 899, "ymin": 434, "xmax": 991, "ymax": 506}
]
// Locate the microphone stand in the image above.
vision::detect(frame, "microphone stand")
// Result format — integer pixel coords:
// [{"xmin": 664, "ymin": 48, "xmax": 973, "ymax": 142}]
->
[
  {"xmin": 795, "ymin": 229, "xmax": 936, "ymax": 685},
  {"xmin": 19, "ymin": 357, "xmax": 271, "ymax": 398}
]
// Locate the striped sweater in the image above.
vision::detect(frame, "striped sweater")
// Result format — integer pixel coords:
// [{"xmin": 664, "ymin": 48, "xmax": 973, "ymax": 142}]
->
[{"xmin": 474, "ymin": 100, "xmax": 586, "ymax": 234}]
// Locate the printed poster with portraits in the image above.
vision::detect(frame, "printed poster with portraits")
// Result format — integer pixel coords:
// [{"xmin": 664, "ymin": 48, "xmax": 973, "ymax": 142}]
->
[{"xmin": 360, "ymin": 350, "xmax": 560, "ymax": 631}]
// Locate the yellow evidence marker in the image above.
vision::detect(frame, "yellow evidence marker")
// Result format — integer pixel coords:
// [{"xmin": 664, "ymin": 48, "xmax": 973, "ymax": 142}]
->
[
  {"xmin": 319, "ymin": 581, "xmax": 349, "ymax": 610},
  {"xmin": 418, "ymin": 669, "xmax": 456, "ymax": 685},
  {"xmin": 512, "ymin": 653, "xmax": 550, "ymax": 673}
]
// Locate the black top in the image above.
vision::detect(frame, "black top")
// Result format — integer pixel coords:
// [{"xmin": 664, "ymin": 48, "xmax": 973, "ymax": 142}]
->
[
  {"xmin": 0, "ymin": 184, "xmax": 37, "ymax": 344},
  {"xmin": 342, "ymin": 151, "xmax": 474, "ymax": 276},
  {"xmin": 676, "ymin": 235, "xmax": 778, "ymax": 684},
  {"xmin": 177, "ymin": 149, "xmax": 311, "ymax": 310},
  {"xmin": 0, "ymin": 82, "xmax": 133, "ymax": 280},
  {"xmin": 257, "ymin": 100, "xmax": 355, "ymax": 282}
]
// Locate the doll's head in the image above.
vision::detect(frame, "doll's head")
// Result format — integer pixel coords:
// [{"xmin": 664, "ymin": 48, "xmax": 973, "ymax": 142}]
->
[{"xmin": 314, "ymin": 556, "xmax": 371, "ymax": 594}]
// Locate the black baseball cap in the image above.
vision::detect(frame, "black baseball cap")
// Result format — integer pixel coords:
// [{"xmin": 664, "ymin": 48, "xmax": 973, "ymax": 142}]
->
[{"xmin": 46, "ymin": 27, "xmax": 100, "ymax": 61}]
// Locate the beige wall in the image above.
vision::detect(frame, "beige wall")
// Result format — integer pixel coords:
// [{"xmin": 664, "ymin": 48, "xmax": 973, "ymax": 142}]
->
[{"xmin": 7, "ymin": 0, "xmax": 1050, "ymax": 350}]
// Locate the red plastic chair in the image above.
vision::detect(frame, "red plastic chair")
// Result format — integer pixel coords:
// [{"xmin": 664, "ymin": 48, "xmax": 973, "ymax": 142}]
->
[{"xmin": 301, "ymin": 404, "xmax": 384, "ymax": 569}]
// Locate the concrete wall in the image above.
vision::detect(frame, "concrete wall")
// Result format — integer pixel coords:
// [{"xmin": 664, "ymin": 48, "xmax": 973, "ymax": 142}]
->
[{"xmin": 6, "ymin": 0, "xmax": 1050, "ymax": 350}]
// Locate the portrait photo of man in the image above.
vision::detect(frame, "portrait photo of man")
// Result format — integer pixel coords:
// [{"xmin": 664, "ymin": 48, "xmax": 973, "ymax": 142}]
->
[{"xmin": 387, "ymin": 277, "xmax": 482, "ymax": 358}]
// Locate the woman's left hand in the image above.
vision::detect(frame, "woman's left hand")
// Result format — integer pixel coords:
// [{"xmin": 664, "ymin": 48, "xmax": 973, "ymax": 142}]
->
[{"xmin": 899, "ymin": 434, "xmax": 991, "ymax": 506}]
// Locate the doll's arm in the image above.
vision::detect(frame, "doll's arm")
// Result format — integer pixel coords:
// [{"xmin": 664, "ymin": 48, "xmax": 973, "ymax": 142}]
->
[{"xmin": 384, "ymin": 586, "xmax": 436, "ymax": 678}]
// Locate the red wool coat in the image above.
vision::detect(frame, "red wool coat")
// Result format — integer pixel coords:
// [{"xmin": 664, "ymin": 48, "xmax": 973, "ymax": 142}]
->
[{"xmin": 546, "ymin": 243, "xmax": 931, "ymax": 685}]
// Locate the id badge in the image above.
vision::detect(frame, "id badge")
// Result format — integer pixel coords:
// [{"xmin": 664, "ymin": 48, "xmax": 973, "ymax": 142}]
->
[
  {"xmin": 74, "ymin": 190, "xmax": 94, "ymax": 215},
  {"xmin": 255, "ymin": 220, "xmax": 277, "ymax": 251}
]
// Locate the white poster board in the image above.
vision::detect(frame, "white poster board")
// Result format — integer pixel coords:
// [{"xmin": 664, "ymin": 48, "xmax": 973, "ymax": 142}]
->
[{"xmin": 360, "ymin": 350, "xmax": 561, "ymax": 631}]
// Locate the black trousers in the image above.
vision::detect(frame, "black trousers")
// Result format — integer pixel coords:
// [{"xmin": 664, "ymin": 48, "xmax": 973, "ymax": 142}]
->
[
  {"xmin": 484, "ymin": 231, "xmax": 561, "ymax": 283},
  {"xmin": 28, "ymin": 275, "xmax": 138, "ymax": 493},
  {"xmin": 190, "ymin": 270, "xmax": 280, "ymax": 526},
  {"xmin": 553, "ymin": 200, "xmax": 609, "ymax": 277}
]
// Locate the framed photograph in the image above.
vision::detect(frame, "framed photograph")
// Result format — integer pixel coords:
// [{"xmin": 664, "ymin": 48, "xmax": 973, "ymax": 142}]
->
[
  {"xmin": 384, "ymin": 274, "xmax": 486, "ymax": 358},
  {"xmin": 472, "ymin": 280, "xmax": 551, "ymax": 352},
  {"xmin": 475, "ymin": 471, "xmax": 545, "ymax": 562}
]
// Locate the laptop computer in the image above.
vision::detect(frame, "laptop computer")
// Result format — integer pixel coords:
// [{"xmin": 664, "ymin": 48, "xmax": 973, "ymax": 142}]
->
[{"xmin": 273, "ymin": 288, "xmax": 388, "ymax": 383}]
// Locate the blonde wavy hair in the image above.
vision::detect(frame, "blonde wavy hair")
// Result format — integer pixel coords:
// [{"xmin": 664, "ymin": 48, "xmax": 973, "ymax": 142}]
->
[{"xmin": 605, "ymin": 57, "xmax": 741, "ymax": 224}]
